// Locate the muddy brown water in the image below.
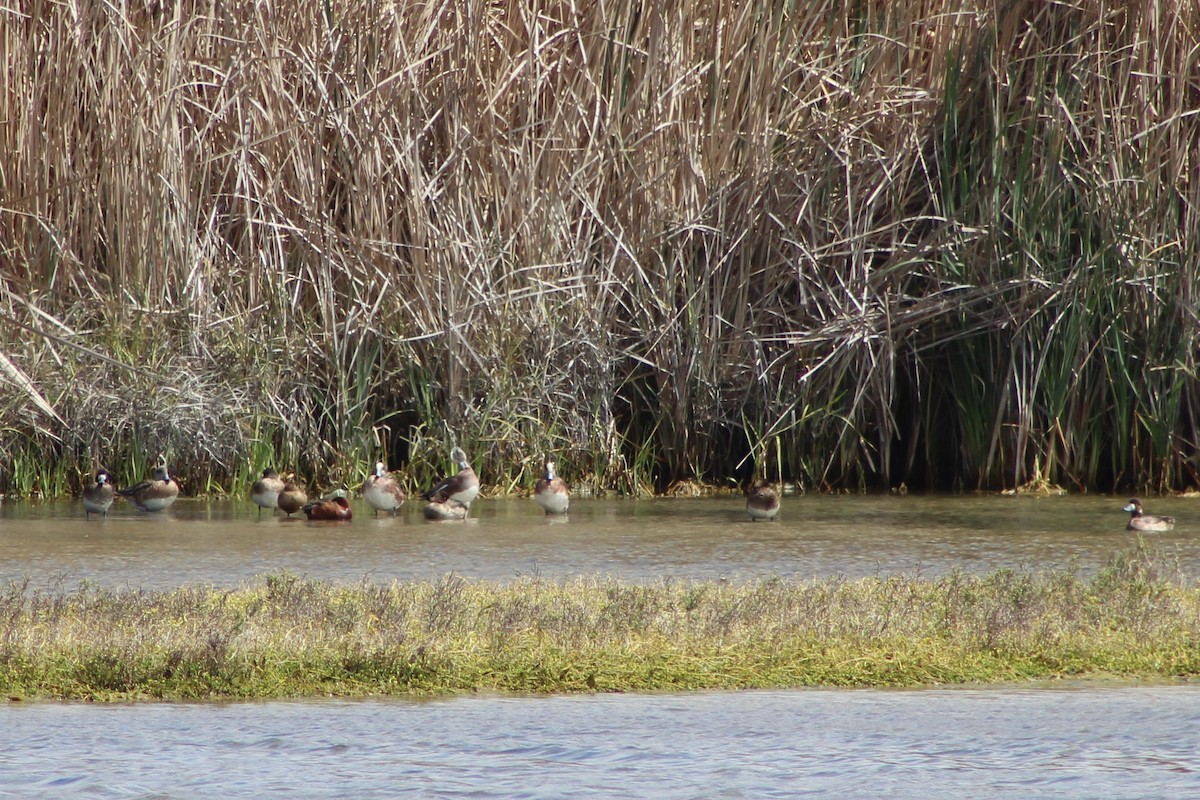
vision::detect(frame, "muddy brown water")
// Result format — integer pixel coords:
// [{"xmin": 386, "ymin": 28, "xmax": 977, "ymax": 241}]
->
[{"xmin": 2, "ymin": 494, "xmax": 1195, "ymax": 590}]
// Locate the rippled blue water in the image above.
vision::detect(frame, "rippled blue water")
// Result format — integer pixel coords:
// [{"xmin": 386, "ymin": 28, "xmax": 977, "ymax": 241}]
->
[{"xmin": 3, "ymin": 686, "xmax": 1199, "ymax": 798}]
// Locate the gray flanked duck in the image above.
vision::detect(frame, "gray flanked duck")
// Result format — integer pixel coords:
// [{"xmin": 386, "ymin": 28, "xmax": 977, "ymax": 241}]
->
[{"xmin": 118, "ymin": 464, "xmax": 179, "ymax": 512}]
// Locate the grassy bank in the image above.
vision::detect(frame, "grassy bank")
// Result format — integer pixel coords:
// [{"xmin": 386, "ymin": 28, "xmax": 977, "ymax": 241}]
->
[
  {"xmin": 3, "ymin": 544, "xmax": 1198, "ymax": 701},
  {"xmin": 2, "ymin": 2, "xmax": 1199, "ymax": 496}
]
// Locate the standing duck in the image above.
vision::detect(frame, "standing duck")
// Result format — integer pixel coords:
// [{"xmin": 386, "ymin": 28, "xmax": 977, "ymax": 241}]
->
[
  {"xmin": 117, "ymin": 462, "xmax": 180, "ymax": 513},
  {"xmin": 746, "ymin": 480, "xmax": 780, "ymax": 521},
  {"xmin": 422, "ymin": 446, "xmax": 480, "ymax": 514},
  {"xmin": 251, "ymin": 468, "xmax": 286, "ymax": 517},
  {"xmin": 82, "ymin": 471, "xmax": 116, "ymax": 518},
  {"xmin": 1123, "ymin": 499, "xmax": 1175, "ymax": 532},
  {"xmin": 118, "ymin": 464, "xmax": 180, "ymax": 512},
  {"xmin": 533, "ymin": 455, "xmax": 569, "ymax": 515},
  {"xmin": 363, "ymin": 461, "xmax": 406, "ymax": 516},
  {"xmin": 277, "ymin": 479, "xmax": 308, "ymax": 517}
]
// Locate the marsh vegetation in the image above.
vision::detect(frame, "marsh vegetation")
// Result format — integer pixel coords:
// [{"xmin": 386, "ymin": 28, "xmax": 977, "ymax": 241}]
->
[
  {"xmin": 2, "ymin": 1, "xmax": 1198, "ymax": 498},
  {"xmin": 2, "ymin": 543, "xmax": 1197, "ymax": 701}
]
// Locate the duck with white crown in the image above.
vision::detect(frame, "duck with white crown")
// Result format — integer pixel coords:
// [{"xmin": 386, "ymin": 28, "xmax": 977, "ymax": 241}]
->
[{"xmin": 533, "ymin": 455, "xmax": 569, "ymax": 515}]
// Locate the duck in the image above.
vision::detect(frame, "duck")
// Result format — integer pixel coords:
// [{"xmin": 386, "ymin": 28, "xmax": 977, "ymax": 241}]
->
[
  {"xmin": 746, "ymin": 480, "xmax": 780, "ymax": 521},
  {"xmin": 422, "ymin": 446, "xmax": 480, "ymax": 512},
  {"xmin": 303, "ymin": 495, "xmax": 353, "ymax": 521},
  {"xmin": 1123, "ymin": 499, "xmax": 1175, "ymax": 532},
  {"xmin": 250, "ymin": 468, "xmax": 286, "ymax": 517},
  {"xmin": 117, "ymin": 464, "xmax": 180, "ymax": 512},
  {"xmin": 423, "ymin": 497, "xmax": 469, "ymax": 521},
  {"xmin": 363, "ymin": 461, "xmax": 406, "ymax": 516},
  {"xmin": 277, "ymin": 479, "xmax": 308, "ymax": 517},
  {"xmin": 82, "ymin": 471, "xmax": 115, "ymax": 517},
  {"xmin": 533, "ymin": 455, "xmax": 569, "ymax": 515}
]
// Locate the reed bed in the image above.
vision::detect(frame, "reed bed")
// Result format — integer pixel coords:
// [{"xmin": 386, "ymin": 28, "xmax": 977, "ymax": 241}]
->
[
  {"xmin": 1, "ymin": 1, "xmax": 1199, "ymax": 497},
  {"xmin": 1, "ymin": 543, "xmax": 1197, "ymax": 701}
]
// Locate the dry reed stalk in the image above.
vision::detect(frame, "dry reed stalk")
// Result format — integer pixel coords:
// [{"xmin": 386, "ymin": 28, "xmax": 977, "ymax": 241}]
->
[{"xmin": 0, "ymin": 1, "xmax": 1197, "ymax": 494}]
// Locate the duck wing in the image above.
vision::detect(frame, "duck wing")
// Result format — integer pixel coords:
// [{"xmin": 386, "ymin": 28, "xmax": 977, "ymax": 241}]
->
[
  {"xmin": 423, "ymin": 476, "xmax": 453, "ymax": 502},
  {"xmin": 117, "ymin": 479, "xmax": 154, "ymax": 497}
]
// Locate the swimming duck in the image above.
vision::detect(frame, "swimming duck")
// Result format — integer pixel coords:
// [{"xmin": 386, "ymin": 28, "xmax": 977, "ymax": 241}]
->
[
  {"xmin": 746, "ymin": 480, "xmax": 780, "ymax": 521},
  {"xmin": 363, "ymin": 461, "xmax": 406, "ymax": 516},
  {"xmin": 303, "ymin": 495, "xmax": 353, "ymax": 521},
  {"xmin": 423, "ymin": 446, "xmax": 480, "ymax": 511},
  {"xmin": 251, "ymin": 468, "xmax": 286, "ymax": 517},
  {"xmin": 117, "ymin": 465, "xmax": 180, "ymax": 512},
  {"xmin": 82, "ymin": 471, "xmax": 115, "ymax": 517},
  {"xmin": 423, "ymin": 497, "xmax": 469, "ymax": 521},
  {"xmin": 533, "ymin": 455, "xmax": 569, "ymax": 515},
  {"xmin": 277, "ymin": 479, "xmax": 308, "ymax": 517},
  {"xmin": 1123, "ymin": 499, "xmax": 1175, "ymax": 532}
]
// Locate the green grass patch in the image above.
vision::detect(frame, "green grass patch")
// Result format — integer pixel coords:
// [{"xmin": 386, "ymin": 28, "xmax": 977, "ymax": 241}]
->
[{"xmin": 3, "ymin": 544, "xmax": 1199, "ymax": 702}]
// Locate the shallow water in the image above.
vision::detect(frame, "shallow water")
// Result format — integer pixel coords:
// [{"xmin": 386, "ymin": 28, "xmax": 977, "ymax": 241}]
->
[
  {"xmin": 0, "ymin": 494, "xmax": 1195, "ymax": 590},
  {"xmin": 3, "ymin": 495, "xmax": 1198, "ymax": 797},
  {"xmin": 3, "ymin": 685, "xmax": 1199, "ymax": 799}
]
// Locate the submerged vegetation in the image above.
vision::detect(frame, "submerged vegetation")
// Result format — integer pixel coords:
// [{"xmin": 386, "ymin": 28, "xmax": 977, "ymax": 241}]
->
[
  {"xmin": 2, "ymin": 2, "xmax": 1199, "ymax": 496},
  {"xmin": 2, "ymin": 544, "xmax": 1199, "ymax": 701}
]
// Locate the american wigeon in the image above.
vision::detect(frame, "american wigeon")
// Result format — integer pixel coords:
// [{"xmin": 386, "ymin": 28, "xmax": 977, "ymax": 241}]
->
[
  {"xmin": 533, "ymin": 456, "xmax": 569, "ymax": 515},
  {"xmin": 363, "ymin": 461, "xmax": 406, "ymax": 516},
  {"xmin": 423, "ymin": 497, "xmax": 469, "ymax": 521},
  {"xmin": 82, "ymin": 471, "xmax": 115, "ymax": 517},
  {"xmin": 251, "ymin": 468, "xmax": 286, "ymax": 517},
  {"xmin": 423, "ymin": 446, "xmax": 480, "ymax": 510},
  {"xmin": 117, "ymin": 465, "xmax": 180, "ymax": 512},
  {"xmin": 746, "ymin": 480, "xmax": 780, "ymax": 521},
  {"xmin": 277, "ymin": 479, "xmax": 308, "ymax": 517},
  {"xmin": 303, "ymin": 495, "xmax": 353, "ymax": 521},
  {"xmin": 1123, "ymin": 499, "xmax": 1175, "ymax": 532}
]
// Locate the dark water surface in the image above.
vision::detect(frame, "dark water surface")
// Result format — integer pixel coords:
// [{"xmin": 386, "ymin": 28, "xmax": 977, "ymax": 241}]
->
[
  {"xmin": 4, "ymin": 685, "xmax": 1200, "ymax": 798},
  {"xmin": 0, "ymin": 493, "xmax": 1196, "ymax": 590}
]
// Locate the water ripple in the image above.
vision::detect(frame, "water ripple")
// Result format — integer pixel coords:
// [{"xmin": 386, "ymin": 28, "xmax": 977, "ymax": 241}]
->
[{"xmin": 4, "ymin": 686, "xmax": 1200, "ymax": 798}]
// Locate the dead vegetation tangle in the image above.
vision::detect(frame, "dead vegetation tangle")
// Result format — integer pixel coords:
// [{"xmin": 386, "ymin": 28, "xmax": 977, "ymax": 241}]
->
[{"xmin": 1, "ymin": 1, "xmax": 1198, "ymax": 496}]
